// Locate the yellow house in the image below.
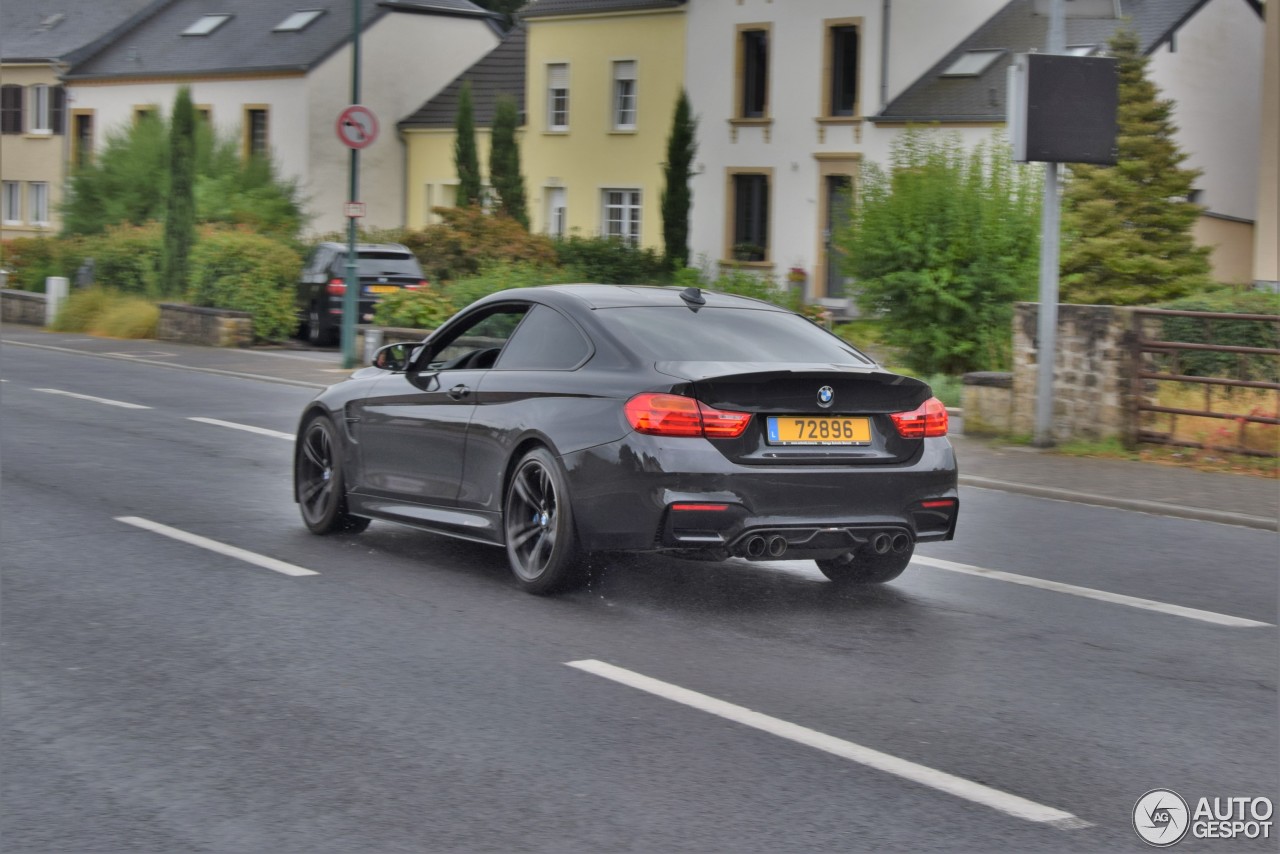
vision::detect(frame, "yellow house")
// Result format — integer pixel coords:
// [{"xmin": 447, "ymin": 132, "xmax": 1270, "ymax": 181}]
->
[
  {"xmin": 520, "ymin": 0, "xmax": 687, "ymax": 250},
  {"xmin": 400, "ymin": 28, "xmax": 527, "ymax": 228}
]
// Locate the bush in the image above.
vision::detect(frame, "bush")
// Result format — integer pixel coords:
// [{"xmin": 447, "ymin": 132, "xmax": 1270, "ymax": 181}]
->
[
  {"xmin": 444, "ymin": 260, "xmax": 580, "ymax": 308},
  {"xmin": 187, "ymin": 229, "xmax": 301, "ymax": 341},
  {"xmin": 50, "ymin": 287, "xmax": 116, "ymax": 332},
  {"xmin": 401, "ymin": 208, "xmax": 556, "ymax": 283},
  {"xmin": 1157, "ymin": 289, "xmax": 1280, "ymax": 383},
  {"xmin": 372, "ymin": 287, "xmax": 457, "ymax": 330},
  {"xmin": 91, "ymin": 296, "xmax": 159, "ymax": 338},
  {"xmin": 552, "ymin": 234, "xmax": 669, "ymax": 284},
  {"xmin": 78, "ymin": 223, "xmax": 165, "ymax": 296},
  {"xmin": 1, "ymin": 236, "xmax": 86, "ymax": 291}
]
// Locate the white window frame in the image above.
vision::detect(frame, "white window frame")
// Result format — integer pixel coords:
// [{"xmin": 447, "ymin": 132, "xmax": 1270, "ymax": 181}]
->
[
  {"xmin": 612, "ymin": 60, "xmax": 637, "ymax": 130},
  {"xmin": 547, "ymin": 63, "xmax": 569, "ymax": 131},
  {"xmin": 546, "ymin": 187, "xmax": 567, "ymax": 237},
  {"xmin": 602, "ymin": 188, "xmax": 641, "ymax": 247},
  {"xmin": 29, "ymin": 84, "xmax": 51, "ymax": 134},
  {"xmin": 2, "ymin": 181, "xmax": 21, "ymax": 223},
  {"xmin": 275, "ymin": 10, "xmax": 324, "ymax": 32},
  {"xmin": 183, "ymin": 14, "xmax": 232, "ymax": 36},
  {"xmin": 28, "ymin": 182, "xmax": 49, "ymax": 226}
]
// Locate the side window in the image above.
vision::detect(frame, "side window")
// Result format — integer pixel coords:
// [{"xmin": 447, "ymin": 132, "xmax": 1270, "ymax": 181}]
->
[
  {"xmin": 426, "ymin": 306, "xmax": 530, "ymax": 370},
  {"xmin": 493, "ymin": 305, "xmax": 591, "ymax": 370}
]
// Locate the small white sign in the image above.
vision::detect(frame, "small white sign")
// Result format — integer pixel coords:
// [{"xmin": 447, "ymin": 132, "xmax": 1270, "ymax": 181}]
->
[{"xmin": 344, "ymin": 202, "xmax": 366, "ymax": 219}]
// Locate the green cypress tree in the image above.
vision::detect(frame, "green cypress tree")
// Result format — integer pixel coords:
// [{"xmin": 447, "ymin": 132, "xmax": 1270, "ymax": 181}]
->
[
  {"xmin": 661, "ymin": 90, "xmax": 697, "ymax": 269},
  {"xmin": 1060, "ymin": 28, "xmax": 1212, "ymax": 304},
  {"xmin": 454, "ymin": 81, "xmax": 483, "ymax": 207},
  {"xmin": 161, "ymin": 86, "xmax": 196, "ymax": 297},
  {"xmin": 489, "ymin": 94, "xmax": 528, "ymax": 228}
]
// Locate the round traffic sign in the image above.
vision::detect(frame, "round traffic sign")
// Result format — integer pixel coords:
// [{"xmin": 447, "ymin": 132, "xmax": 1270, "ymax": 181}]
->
[{"xmin": 336, "ymin": 105, "xmax": 378, "ymax": 149}]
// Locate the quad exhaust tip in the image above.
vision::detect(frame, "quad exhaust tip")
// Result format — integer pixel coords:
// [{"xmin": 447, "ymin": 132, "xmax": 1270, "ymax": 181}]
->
[{"xmin": 767, "ymin": 535, "xmax": 788, "ymax": 557}]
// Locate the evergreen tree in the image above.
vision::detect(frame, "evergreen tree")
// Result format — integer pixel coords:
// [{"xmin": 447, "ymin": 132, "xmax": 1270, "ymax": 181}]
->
[
  {"xmin": 454, "ymin": 81, "xmax": 483, "ymax": 207},
  {"xmin": 161, "ymin": 86, "xmax": 197, "ymax": 297},
  {"xmin": 660, "ymin": 90, "xmax": 697, "ymax": 269},
  {"xmin": 1060, "ymin": 28, "xmax": 1211, "ymax": 304},
  {"xmin": 489, "ymin": 95, "xmax": 528, "ymax": 228}
]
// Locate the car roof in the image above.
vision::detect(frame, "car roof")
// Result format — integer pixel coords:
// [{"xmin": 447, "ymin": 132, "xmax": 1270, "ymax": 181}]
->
[
  {"xmin": 494, "ymin": 284, "xmax": 788, "ymax": 312},
  {"xmin": 315, "ymin": 241, "xmax": 413, "ymax": 254}
]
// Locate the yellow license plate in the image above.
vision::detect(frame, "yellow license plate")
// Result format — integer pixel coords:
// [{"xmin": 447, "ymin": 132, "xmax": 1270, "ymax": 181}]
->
[
  {"xmin": 366, "ymin": 285, "xmax": 399, "ymax": 294},
  {"xmin": 767, "ymin": 416, "xmax": 871, "ymax": 445}
]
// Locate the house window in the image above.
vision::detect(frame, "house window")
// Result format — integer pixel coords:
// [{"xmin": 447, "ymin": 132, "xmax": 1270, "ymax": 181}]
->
[
  {"xmin": 29, "ymin": 85, "xmax": 51, "ymax": 133},
  {"xmin": 72, "ymin": 111, "xmax": 94, "ymax": 168},
  {"xmin": 2, "ymin": 181, "xmax": 21, "ymax": 223},
  {"xmin": 244, "ymin": 107, "xmax": 269, "ymax": 158},
  {"xmin": 29, "ymin": 182, "xmax": 50, "ymax": 226},
  {"xmin": 183, "ymin": 14, "xmax": 232, "ymax": 36},
  {"xmin": 546, "ymin": 187, "xmax": 566, "ymax": 237},
  {"xmin": 941, "ymin": 50, "xmax": 1004, "ymax": 78},
  {"xmin": 602, "ymin": 189, "xmax": 641, "ymax": 246},
  {"xmin": 826, "ymin": 23, "xmax": 860, "ymax": 117},
  {"xmin": 737, "ymin": 26, "xmax": 770, "ymax": 119},
  {"xmin": 133, "ymin": 105, "xmax": 158, "ymax": 124},
  {"xmin": 275, "ymin": 10, "xmax": 324, "ymax": 32},
  {"xmin": 612, "ymin": 61, "xmax": 636, "ymax": 130},
  {"xmin": 0, "ymin": 85, "xmax": 22, "ymax": 134},
  {"xmin": 729, "ymin": 171, "xmax": 770, "ymax": 262},
  {"xmin": 547, "ymin": 63, "xmax": 569, "ymax": 131}
]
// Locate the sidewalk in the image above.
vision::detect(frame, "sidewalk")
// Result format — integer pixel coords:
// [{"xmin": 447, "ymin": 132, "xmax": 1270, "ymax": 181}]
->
[{"xmin": 4, "ymin": 324, "xmax": 1277, "ymax": 531}]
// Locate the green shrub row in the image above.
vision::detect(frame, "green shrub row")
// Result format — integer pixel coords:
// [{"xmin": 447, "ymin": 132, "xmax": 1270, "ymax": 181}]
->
[{"xmin": 1157, "ymin": 289, "xmax": 1280, "ymax": 383}]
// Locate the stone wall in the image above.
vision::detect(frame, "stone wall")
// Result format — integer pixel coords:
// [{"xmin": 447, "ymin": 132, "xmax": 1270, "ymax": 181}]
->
[
  {"xmin": 961, "ymin": 371, "xmax": 1014, "ymax": 436},
  {"xmin": 1, "ymin": 289, "xmax": 46, "ymax": 325},
  {"xmin": 1011, "ymin": 303, "xmax": 1141, "ymax": 442},
  {"xmin": 156, "ymin": 303, "xmax": 253, "ymax": 348}
]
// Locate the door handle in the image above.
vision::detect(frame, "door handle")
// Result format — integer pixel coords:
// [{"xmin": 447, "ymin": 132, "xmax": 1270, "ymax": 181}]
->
[{"xmin": 448, "ymin": 384, "xmax": 470, "ymax": 400}]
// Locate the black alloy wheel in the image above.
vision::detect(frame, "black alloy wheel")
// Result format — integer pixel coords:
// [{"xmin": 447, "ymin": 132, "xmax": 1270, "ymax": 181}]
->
[
  {"xmin": 816, "ymin": 546, "xmax": 913, "ymax": 584},
  {"xmin": 503, "ymin": 447, "xmax": 585, "ymax": 594},
  {"xmin": 296, "ymin": 415, "xmax": 370, "ymax": 534}
]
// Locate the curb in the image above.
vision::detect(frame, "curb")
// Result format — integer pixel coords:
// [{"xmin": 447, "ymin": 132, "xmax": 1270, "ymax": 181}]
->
[{"xmin": 959, "ymin": 474, "xmax": 1279, "ymax": 532}]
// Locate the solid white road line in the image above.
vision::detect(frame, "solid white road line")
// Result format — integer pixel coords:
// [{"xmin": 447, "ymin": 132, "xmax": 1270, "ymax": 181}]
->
[
  {"xmin": 913, "ymin": 555, "xmax": 1273, "ymax": 628},
  {"xmin": 188, "ymin": 417, "xmax": 293, "ymax": 441},
  {"xmin": 115, "ymin": 516, "xmax": 317, "ymax": 577},
  {"xmin": 33, "ymin": 387, "xmax": 150, "ymax": 409},
  {"xmin": 566, "ymin": 659, "xmax": 1092, "ymax": 830}
]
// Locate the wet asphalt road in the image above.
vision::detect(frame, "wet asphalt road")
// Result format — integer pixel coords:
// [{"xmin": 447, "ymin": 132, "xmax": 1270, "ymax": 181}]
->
[{"xmin": 2, "ymin": 343, "xmax": 1277, "ymax": 853}]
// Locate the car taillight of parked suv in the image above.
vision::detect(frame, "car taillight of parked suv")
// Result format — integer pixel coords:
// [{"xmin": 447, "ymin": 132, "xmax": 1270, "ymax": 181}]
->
[{"xmin": 296, "ymin": 241, "xmax": 428, "ymax": 346}]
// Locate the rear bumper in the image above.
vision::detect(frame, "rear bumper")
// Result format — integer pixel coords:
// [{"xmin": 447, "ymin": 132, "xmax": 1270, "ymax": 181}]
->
[{"xmin": 563, "ymin": 434, "xmax": 958, "ymax": 556}]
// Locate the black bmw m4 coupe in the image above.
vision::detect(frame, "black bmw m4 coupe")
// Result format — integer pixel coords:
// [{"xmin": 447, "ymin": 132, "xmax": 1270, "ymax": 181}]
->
[{"xmin": 295, "ymin": 285, "xmax": 958, "ymax": 594}]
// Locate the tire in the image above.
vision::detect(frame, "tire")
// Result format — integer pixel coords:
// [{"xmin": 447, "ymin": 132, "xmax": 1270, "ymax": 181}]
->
[
  {"xmin": 816, "ymin": 544, "xmax": 913, "ymax": 585},
  {"xmin": 296, "ymin": 415, "xmax": 370, "ymax": 534},
  {"xmin": 503, "ymin": 447, "xmax": 586, "ymax": 594},
  {"xmin": 307, "ymin": 306, "xmax": 332, "ymax": 347}
]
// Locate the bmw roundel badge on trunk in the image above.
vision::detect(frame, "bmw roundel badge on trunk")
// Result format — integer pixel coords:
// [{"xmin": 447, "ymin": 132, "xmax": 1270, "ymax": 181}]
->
[{"xmin": 818, "ymin": 386, "xmax": 835, "ymax": 408}]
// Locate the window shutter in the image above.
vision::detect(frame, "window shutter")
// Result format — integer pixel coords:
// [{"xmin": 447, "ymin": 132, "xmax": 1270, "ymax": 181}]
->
[
  {"xmin": 0, "ymin": 85, "xmax": 23, "ymax": 134},
  {"xmin": 51, "ymin": 86, "xmax": 66, "ymax": 134},
  {"xmin": 547, "ymin": 64, "xmax": 568, "ymax": 90},
  {"xmin": 614, "ymin": 60, "xmax": 636, "ymax": 81}
]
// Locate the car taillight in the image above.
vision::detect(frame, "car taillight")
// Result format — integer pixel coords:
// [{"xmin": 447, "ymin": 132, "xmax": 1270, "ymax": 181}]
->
[
  {"xmin": 624, "ymin": 393, "xmax": 752, "ymax": 439},
  {"xmin": 890, "ymin": 397, "xmax": 948, "ymax": 438},
  {"xmin": 404, "ymin": 280, "xmax": 429, "ymax": 291},
  {"xmin": 326, "ymin": 278, "xmax": 346, "ymax": 295}
]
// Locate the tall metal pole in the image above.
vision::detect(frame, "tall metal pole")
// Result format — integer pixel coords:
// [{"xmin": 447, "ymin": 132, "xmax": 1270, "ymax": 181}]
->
[
  {"xmin": 342, "ymin": 0, "xmax": 362, "ymax": 369},
  {"xmin": 1033, "ymin": 0, "xmax": 1066, "ymax": 446}
]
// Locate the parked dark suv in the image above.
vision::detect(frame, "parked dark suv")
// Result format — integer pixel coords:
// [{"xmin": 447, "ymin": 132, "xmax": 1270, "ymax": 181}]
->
[{"xmin": 296, "ymin": 242, "xmax": 428, "ymax": 345}]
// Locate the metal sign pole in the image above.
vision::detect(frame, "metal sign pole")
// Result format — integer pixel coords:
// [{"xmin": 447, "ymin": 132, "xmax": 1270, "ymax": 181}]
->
[
  {"xmin": 342, "ymin": 0, "xmax": 362, "ymax": 369},
  {"xmin": 1033, "ymin": 0, "xmax": 1066, "ymax": 446}
]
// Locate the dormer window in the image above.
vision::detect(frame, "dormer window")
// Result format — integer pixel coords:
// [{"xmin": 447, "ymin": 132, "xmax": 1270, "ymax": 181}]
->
[
  {"xmin": 1065, "ymin": 44, "xmax": 1098, "ymax": 56},
  {"xmin": 183, "ymin": 14, "xmax": 232, "ymax": 36},
  {"xmin": 941, "ymin": 49, "xmax": 1005, "ymax": 77},
  {"xmin": 275, "ymin": 10, "xmax": 324, "ymax": 32}
]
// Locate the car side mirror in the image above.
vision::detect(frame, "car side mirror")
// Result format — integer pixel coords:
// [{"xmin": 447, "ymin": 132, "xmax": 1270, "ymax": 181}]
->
[{"xmin": 373, "ymin": 342, "xmax": 414, "ymax": 372}]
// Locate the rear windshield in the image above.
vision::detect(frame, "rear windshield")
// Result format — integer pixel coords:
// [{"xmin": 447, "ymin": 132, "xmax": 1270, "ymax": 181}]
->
[
  {"xmin": 595, "ymin": 306, "xmax": 874, "ymax": 365},
  {"xmin": 338, "ymin": 252, "xmax": 423, "ymax": 278}
]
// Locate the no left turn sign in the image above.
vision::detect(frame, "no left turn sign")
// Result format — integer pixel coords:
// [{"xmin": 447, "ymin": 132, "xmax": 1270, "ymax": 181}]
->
[{"xmin": 336, "ymin": 105, "xmax": 378, "ymax": 149}]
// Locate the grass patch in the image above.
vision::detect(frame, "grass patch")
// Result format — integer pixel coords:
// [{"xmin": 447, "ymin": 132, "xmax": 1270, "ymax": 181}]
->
[{"xmin": 51, "ymin": 287, "xmax": 158, "ymax": 338}]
